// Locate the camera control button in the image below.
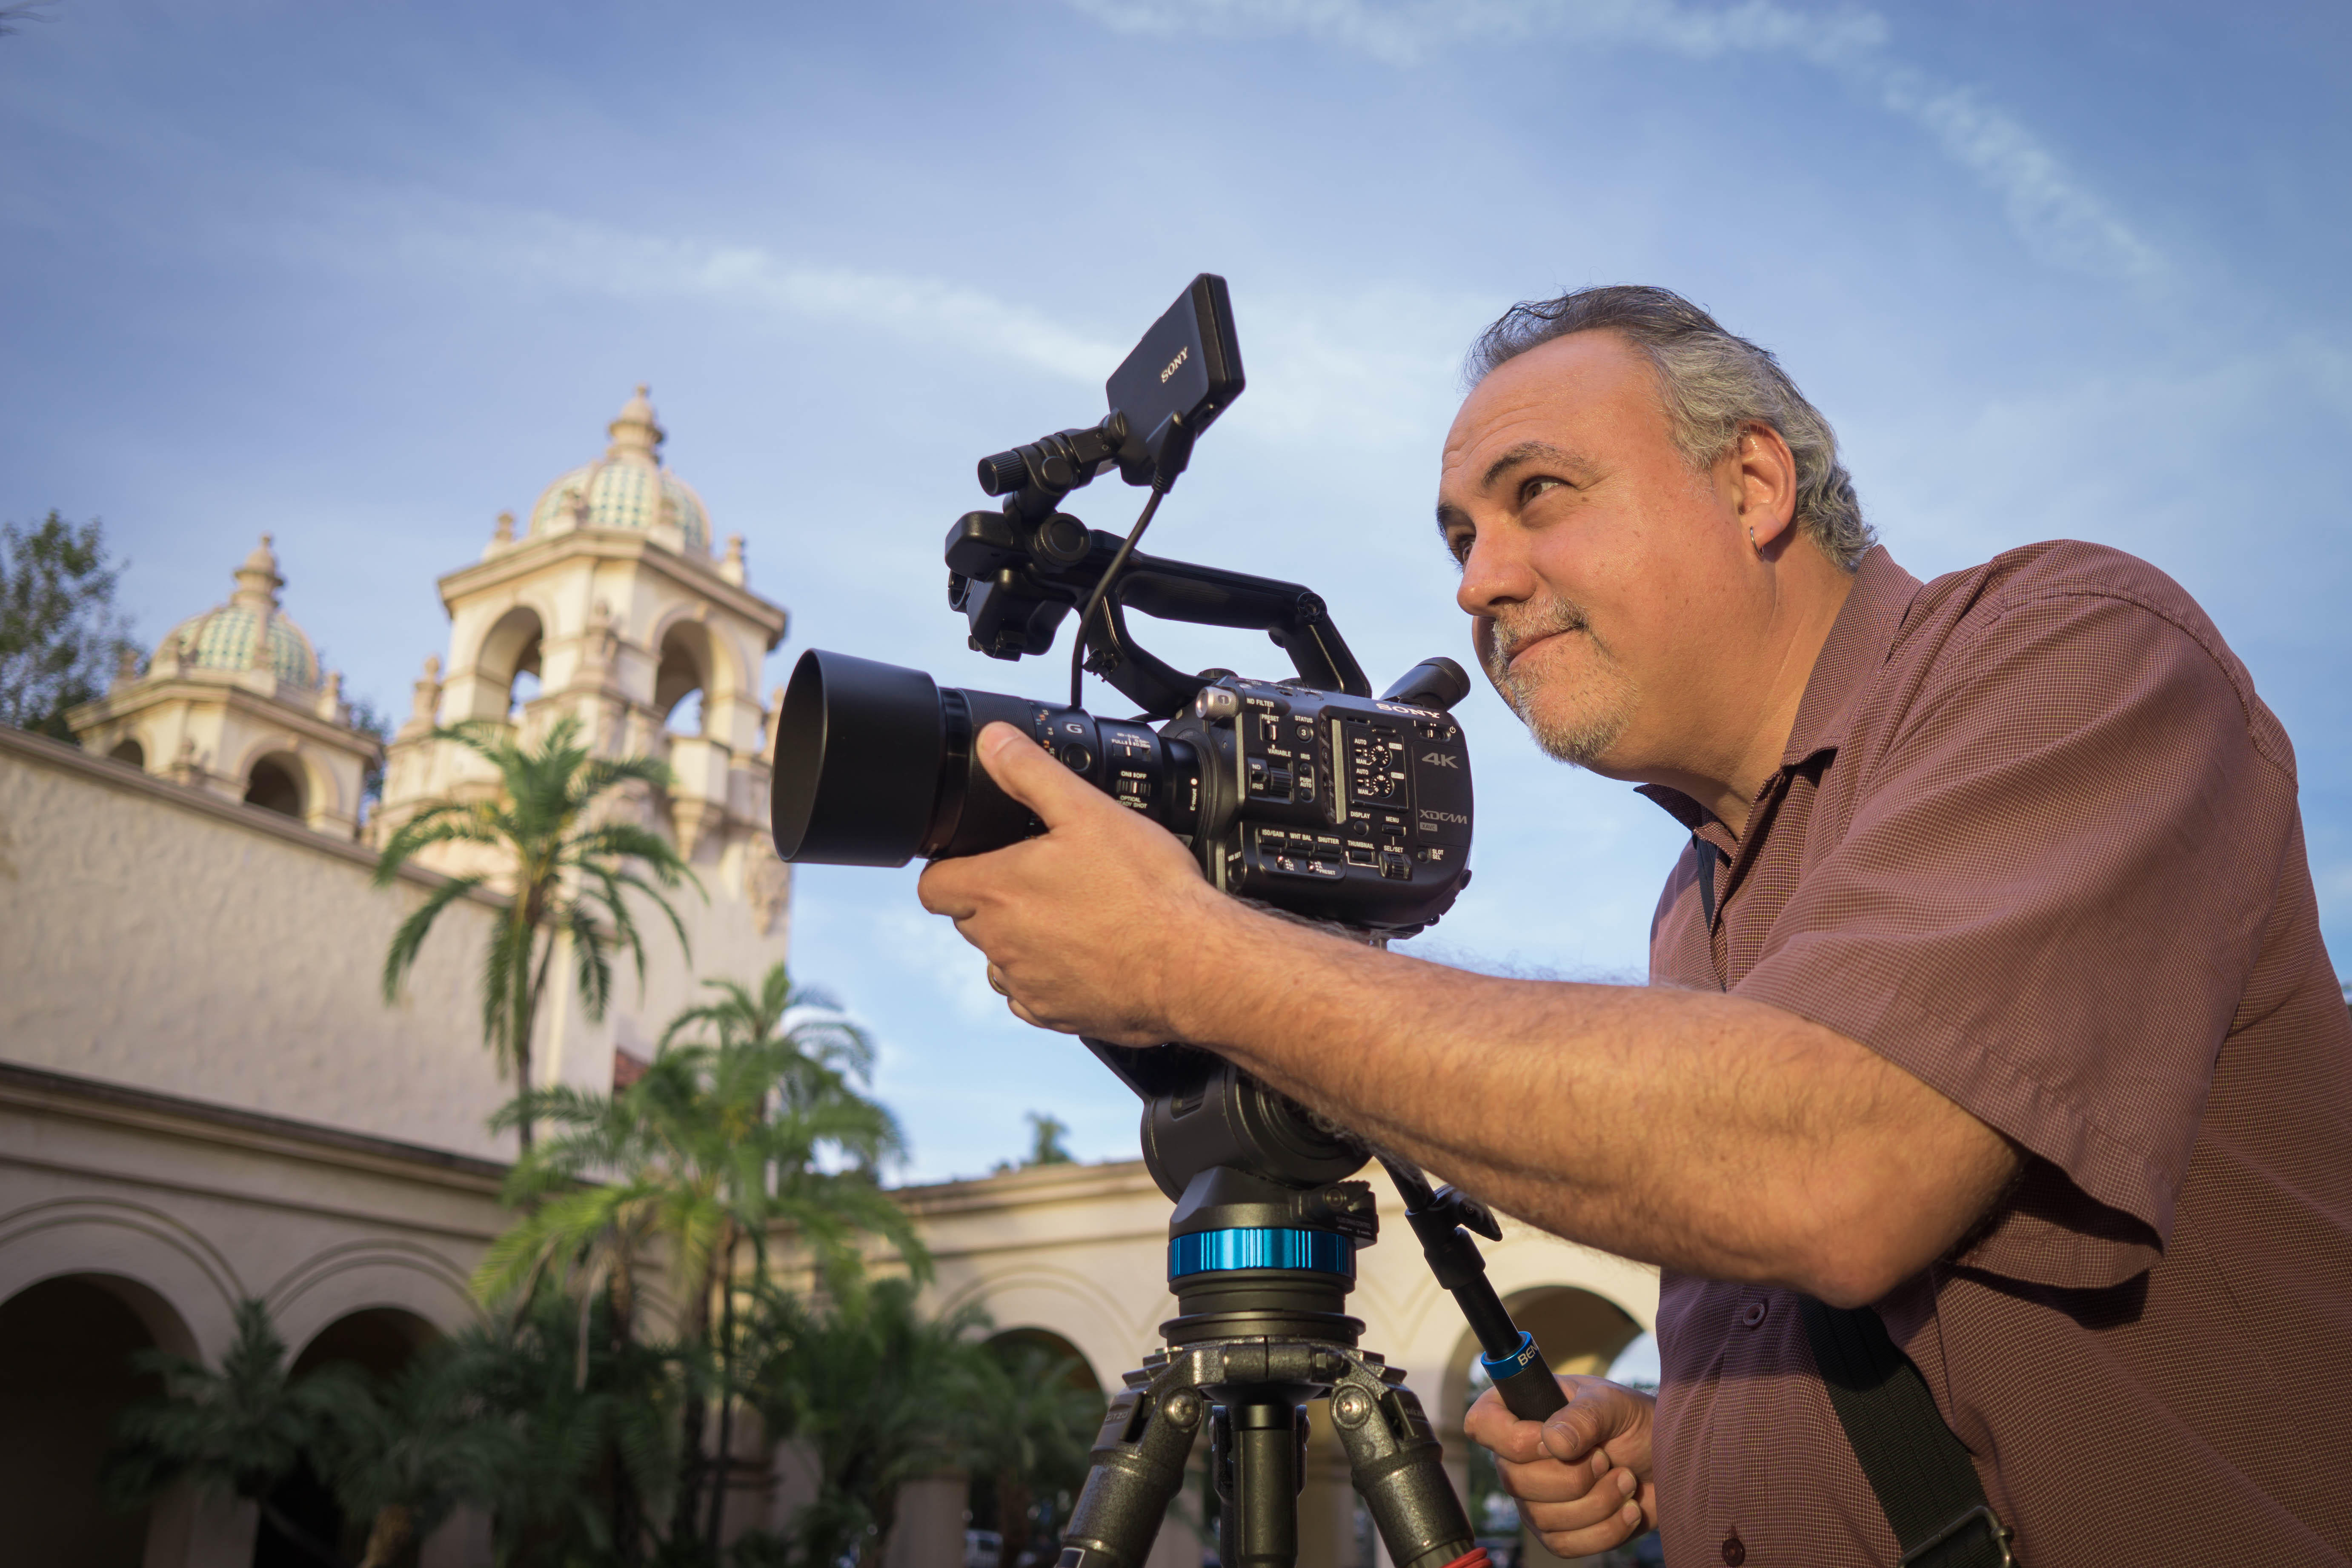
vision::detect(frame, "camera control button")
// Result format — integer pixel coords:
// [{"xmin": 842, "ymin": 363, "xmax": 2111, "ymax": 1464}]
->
[{"xmin": 1059, "ymin": 744, "xmax": 1092, "ymax": 772}]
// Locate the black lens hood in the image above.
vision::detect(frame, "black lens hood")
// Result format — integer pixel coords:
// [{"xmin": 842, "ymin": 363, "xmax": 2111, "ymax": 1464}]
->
[{"xmin": 770, "ymin": 649, "xmax": 945, "ymax": 867}]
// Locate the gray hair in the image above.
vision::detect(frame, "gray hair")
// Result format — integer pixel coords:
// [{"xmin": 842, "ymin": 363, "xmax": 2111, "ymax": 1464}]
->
[{"xmin": 1465, "ymin": 285, "xmax": 1875, "ymax": 571}]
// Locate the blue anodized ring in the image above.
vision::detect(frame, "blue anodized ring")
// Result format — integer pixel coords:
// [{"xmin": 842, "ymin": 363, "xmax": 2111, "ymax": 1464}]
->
[{"xmin": 1167, "ymin": 1227, "xmax": 1355, "ymax": 1281}]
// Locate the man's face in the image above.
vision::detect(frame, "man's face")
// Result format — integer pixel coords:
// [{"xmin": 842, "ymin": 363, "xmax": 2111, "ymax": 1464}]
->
[{"xmin": 1436, "ymin": 330, "xmax": 1749, "ymax": 779}]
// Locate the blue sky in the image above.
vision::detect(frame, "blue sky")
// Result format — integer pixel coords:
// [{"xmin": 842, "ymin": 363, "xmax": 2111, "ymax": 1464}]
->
[{"xmin": 5, "ymin": 0, "xmax": 2346, "ymax": 1181}]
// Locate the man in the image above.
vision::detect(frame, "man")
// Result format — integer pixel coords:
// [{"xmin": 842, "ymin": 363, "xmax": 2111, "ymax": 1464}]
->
[{"xmin": 917, "ymin": 286, "xmax": 2352, "ymax": 1565}]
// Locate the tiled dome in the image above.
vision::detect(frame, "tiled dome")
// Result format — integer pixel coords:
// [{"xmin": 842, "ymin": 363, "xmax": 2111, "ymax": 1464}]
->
[
  {"xmin": 161, "ymin": 535, "xmax": 322, "ymax": 689},
  {"xmin": 166, "ymin": 604, "xmax": 321, "ymax": 687},
  {"xmin": 526, "ymin": 385, "xmax": 711, "ymax": 554}
]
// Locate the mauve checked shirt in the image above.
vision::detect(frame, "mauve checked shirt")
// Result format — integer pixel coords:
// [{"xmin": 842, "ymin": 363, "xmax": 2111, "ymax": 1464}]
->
[{"xmin": 1636, "ymin": 542, "xmax": 2352, "ymax": 1566}]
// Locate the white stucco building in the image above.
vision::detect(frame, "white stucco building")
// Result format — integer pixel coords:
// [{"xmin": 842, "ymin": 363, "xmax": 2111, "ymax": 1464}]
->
[{"xmin": 0, "ymin": 387, "xmax": 1658, "ymax": 1568}]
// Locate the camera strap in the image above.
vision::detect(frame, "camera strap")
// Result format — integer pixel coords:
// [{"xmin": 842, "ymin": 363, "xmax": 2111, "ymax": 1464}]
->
[{"xmin": 1798, "ymin": 1295, "xmax": 2015, "ymax": 1566}]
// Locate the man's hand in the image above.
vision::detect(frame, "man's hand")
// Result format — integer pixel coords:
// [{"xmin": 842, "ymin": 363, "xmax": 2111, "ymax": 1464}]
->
[
  {"xmin": 916, "ymin": 721, "xmax": 1235, "ymax": 1044},
  {"xmin": 1465, "ymin": 1376, "xmax": 1657, "ymax": 1557}
]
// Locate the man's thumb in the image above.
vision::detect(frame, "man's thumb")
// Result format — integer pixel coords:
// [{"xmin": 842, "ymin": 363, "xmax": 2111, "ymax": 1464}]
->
[
  {"xmin": 1540, "ymin": 1385, "xmax": 1616, "ymax": 1462},
  {"xmin": 976, "ymin": 721, "xmax": 1093, "ymax": 827}
]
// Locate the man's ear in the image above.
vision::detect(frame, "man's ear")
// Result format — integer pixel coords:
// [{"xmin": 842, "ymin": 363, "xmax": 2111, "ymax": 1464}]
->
[{"xmin": 1729, "ymin": 424, "xmax": 1800, "ymax": 551}]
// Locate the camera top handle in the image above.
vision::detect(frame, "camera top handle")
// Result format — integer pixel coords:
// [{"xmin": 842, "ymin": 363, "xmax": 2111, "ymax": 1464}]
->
[{"xmin": 946, "ymin": 509, "xmax": 1372, "ymax": 719}]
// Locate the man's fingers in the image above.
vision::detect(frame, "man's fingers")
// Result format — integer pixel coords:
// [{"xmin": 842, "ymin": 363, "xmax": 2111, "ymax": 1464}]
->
[
  {"xmin": 915, "ymin": 861, "xmax": 972, "ymax": 919},
  {"xmin": 1493, "ymin": 1448, "xmax": 1611, "ymax": 1504},
  {"xmin": 974, "ymin": 721, "xmax": 1100, "ymax": 829},
  {"xmin": 1525, "ymin": 1483, "xmax": 1647, "ymax": 1560}
]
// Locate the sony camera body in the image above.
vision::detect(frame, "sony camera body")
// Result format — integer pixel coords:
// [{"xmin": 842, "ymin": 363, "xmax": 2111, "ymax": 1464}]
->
[{"xmin": 769, "ymin": 272, "xmax": 1475, "ymax": 939}]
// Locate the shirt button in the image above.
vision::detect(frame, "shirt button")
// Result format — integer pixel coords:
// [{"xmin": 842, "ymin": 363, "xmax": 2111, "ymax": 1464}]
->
[
  {"xmin": 1721, "ymin": 1531, "xmax": 1747, "ymax": 1565},
  {"xmin": 1740, "ymin": 1300, "xmax": 1768, "ymax": 1329}
]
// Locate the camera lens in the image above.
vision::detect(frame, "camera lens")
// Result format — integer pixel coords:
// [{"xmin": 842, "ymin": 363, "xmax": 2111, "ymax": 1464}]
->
[{"xmin": 770, "ymin": 650, "xmax": 947, "ymax": 867}]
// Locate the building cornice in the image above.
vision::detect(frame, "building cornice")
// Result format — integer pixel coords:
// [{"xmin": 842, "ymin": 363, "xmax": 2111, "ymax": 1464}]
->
[
  {"xmin": 887, "ymin": 1159, "xmax": 1164, "ymax": 1218},
  {"xmin": 0, "ymin": 724, "xmax": 506, "ymax": 907},
  {"xmin": 437, "ymin": 530, "xmax": 788, "ymax": 648},
  {"xmin": 68, "ymin": 677, "xmax": 380, "ymax": 757},
  {"xmin": 0, "ymin": 1060, "xmax": 510, "ymax": 1194}
]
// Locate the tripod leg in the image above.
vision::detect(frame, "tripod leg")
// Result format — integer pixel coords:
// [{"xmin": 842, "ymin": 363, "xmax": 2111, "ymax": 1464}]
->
[
  {"xmin": 1327, "ymin": 1359, "xmax": 1481, "ymax": 1568},
  {"xmin": 1056, "ymin": 1363, "xmax": 1207, "ymax": 1568}
]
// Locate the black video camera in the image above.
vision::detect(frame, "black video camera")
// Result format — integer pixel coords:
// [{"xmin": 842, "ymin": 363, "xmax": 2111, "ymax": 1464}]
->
[{"xmin": 768, "ymin": 274, "xmax": 1475, "ymax": 939}]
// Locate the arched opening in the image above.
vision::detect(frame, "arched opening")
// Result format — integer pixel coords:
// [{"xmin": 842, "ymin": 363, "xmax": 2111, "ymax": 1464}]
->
[
  {"xmin": 109, "ymin": 738, "xmax": 145, "ymax": 768},
  {"xmin": 968, "ymin": 1329, "xmax": 1104, "ymax": 1568},
  {"xmin": 254, "ymin": 1308, "xmax": 440, "ymax": 1568},
  {"xmin": 0, "ymin": 1275, "xmax": 183, "ymax": 1568},
  {"xmin": 244, "ymin": 755, "xmax": 306, "ymax": 818},
  {"xmin": 656, "ymin": 622, "xmax": 713, "ymax": 737},
  {"xmin": 476, "ymin": 606, "xmax": 546, "ymax": 723}
]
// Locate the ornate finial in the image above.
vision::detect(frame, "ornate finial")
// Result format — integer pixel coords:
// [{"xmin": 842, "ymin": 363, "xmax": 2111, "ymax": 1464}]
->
[
  {"xmin": 606, "ymin": 384, "xmax": 664, "ymax": 464},
  {"xmin": 409, "ymin": 653, "xmax": 444, "ymax": 726},
  {"xmin": 232, "ymin": 532, "xmax": 285, "ymax": 610},
  {"xmin": 493, "ymin": 510, "xmax": 515, "ymax": 545},
  {"xmin": 719, "ymin": 532, "xmax": 747, "ymax": 585},
  {"xmin": 113, "ymin": 645, "xmax": 140, "ymax": 689}
]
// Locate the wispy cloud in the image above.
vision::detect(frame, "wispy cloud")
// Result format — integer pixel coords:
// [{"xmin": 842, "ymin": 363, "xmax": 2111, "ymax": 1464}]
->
[
  {"xmin": 318, "ymin": 198, "xmax": 1128, "ymax": 384},
  {"xmin": 1062, "ymin": 0, "xmax": 2166, "ymax": 285},
  {"xmin": 280, "ymin": 191, "xmax": 1482, "ymax": 448}
]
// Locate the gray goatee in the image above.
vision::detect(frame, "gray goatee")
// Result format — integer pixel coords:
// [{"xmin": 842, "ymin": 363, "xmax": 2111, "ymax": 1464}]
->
[{"xmin": 1482, "ymin": 598, "xmax": 1637, "ymax": 767}]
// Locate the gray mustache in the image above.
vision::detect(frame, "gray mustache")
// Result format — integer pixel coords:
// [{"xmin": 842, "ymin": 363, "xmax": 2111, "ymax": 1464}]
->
[{"xmin": 1490, "ymin": 604, "xmax": 1591, "ymax": 667}]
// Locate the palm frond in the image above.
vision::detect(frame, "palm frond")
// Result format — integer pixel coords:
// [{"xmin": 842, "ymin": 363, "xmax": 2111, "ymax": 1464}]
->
[
  {"xmin": 573, "ymin": 753, "xmax": 674, "ymax": 804},
  {"xmin": 380, "ymin": 873, "xmax": 487, "ymax": 1002},
  {"xmin": 372, "ymin": 802, "xmax": 504, "ymax": 886},
  {"xmin": 564, "ymin": 903, "xmax": 614, "ymax": 1023}
]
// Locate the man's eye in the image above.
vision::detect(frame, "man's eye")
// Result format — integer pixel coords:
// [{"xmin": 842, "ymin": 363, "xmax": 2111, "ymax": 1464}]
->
[
  {"xmin": 1520, "ymin": 475, "xmax": 1565, "ymax": 505},
  {"xmin": 1446, "ymin": 532, "xmax": 1474, "ymax": 565}
]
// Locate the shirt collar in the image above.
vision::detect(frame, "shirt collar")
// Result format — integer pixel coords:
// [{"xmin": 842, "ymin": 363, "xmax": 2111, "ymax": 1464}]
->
[
  {"xmin": 1778, "ymin": 544, "xmax": 1920, "ymax": 767},
  {"xmin": 1634, "ymin": 545, "xmax": 1922, "ymax": 830}
]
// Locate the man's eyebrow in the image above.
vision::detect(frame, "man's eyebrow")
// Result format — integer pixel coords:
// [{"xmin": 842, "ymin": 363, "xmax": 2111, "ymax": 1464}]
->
[
  {"xmin": 1434, "ymin": 441, "xmax": 1599, "ymax": 538},
  {"xmin": 1479, "ymin": 440, "xmax": 1599, "ymax": 492}
]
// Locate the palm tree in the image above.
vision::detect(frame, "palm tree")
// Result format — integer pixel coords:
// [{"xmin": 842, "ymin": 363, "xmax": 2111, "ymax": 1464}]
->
[
  {"xmin": 748, "ymin": 1276, "xmax": 1000, "ymax": 1568},
  {"xmin": 472, "ymin": 961, "xmax": 921, "ymax": 1560},
  {"xmin": 309, "ymin": 1347, "xmax": 519, "ymax": 1568},
  {"xmin": 442, "ymin": 1285, "xmax": 684, "ymax": 1568},
  {"xmin": 103, "ymin": 1299, "xmax": 369, "ymax": 1567},
  {"xmin": 374, "ymin": 715, "xmax": 698, "ymax": 1150},
  {"xmin": 974, "ymin": 1338, "xmax": 1104, "ymax": 1568}
]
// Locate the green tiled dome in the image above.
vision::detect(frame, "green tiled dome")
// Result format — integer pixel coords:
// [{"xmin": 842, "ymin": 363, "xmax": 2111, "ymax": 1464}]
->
[
  {"xmin": 159, "ymin": 534, "xmax": 322, "ymax": 690},
  {"xmin": 167, "ymin": 604, "xmax": 320, "ymax": 688},
  {"xmin": 526, "ymin": 385, "xmax": 711, "ymax": 553}
]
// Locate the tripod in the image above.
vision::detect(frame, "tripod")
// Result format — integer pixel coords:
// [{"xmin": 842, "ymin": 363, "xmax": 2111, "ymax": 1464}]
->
[{"xmin": 1058, "ymin": 1045, "xmax": 1573, "ymax": 1568}]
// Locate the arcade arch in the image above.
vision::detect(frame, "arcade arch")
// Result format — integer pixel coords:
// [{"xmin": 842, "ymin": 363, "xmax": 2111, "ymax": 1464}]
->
[
  {"xmin": 255, "ymin": 1306, "xmax": 442, "ymax": 1568},
  {"xmin": 110, "ymin": 737, "xmax": 145, "ymax": 767},
  {"xmin": 971, "ymin": 1328, "xmax": 1105, "ymax": 1568},
  {"xmin": 0, "ymin": 1273, "xmax": 194, "ymax": 1568}
]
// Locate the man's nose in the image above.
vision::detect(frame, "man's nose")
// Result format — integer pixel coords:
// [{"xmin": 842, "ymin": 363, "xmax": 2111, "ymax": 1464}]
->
[{"xmin": 1456, "ymin": 529, "xmax": 1534, "ymax": 619}]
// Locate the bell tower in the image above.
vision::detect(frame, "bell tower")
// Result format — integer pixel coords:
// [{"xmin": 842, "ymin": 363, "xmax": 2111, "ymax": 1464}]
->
[
  {"xmin": 67, "ymin": 534, "xmax": 381, "ymax": 838},
  {"xmin": 374, "ymin": 387, "xmax": 794, "ymax": 1078}
]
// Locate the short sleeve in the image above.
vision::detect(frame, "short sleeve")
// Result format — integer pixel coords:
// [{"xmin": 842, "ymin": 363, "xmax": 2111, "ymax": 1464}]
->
[{"xmin": 1734, "ymin": 588, "xmax": 2298, "ymax": 1288}]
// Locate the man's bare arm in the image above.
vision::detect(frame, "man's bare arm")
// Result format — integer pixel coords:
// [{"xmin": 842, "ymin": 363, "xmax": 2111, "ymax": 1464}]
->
[
  {"xmin": 919, "ymin": 723, "xmax": 2019, "ymax": 1307},
  {"xmin": 1170, "ymin": 907, "xmax": 2016, "ymax": 1304}
]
